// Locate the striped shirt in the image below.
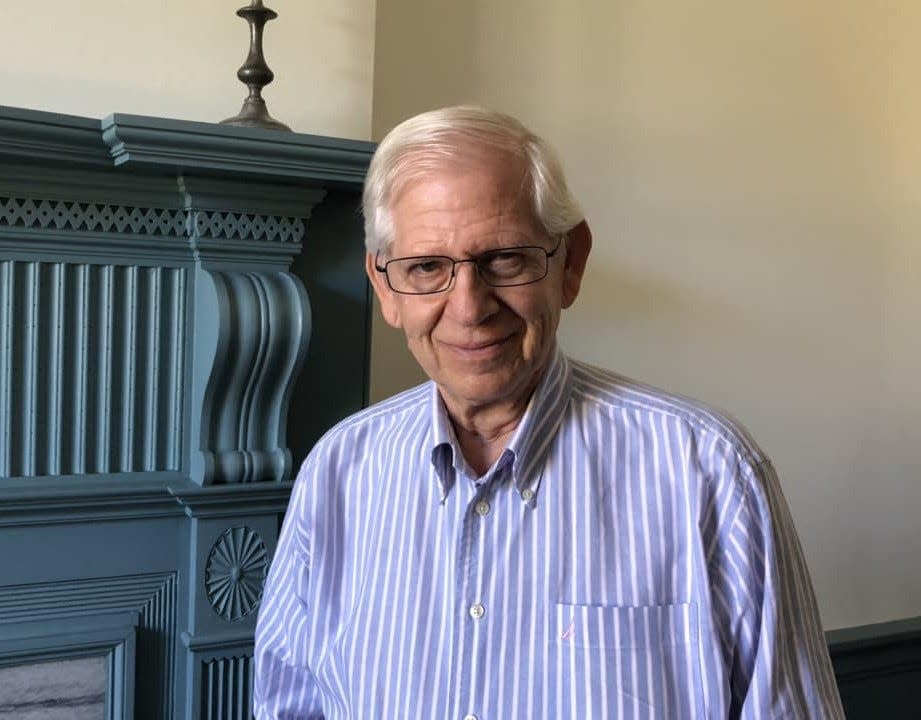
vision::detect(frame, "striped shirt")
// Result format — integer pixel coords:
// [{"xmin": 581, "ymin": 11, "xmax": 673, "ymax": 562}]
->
[{"xmin": 253, "ymin": 347, "xmax": 844, "ymax": 719}]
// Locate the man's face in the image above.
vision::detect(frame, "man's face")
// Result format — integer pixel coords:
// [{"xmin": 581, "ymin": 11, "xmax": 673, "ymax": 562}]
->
[{"xmin": 366, "ymin": 148, "xmax": 589, "ymax": 417}]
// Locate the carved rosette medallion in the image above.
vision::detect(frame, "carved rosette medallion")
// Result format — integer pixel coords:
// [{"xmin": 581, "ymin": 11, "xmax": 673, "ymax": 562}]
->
[{"xmin": 205, "ymin": 526, "xmax": 268, "ymax": 621}]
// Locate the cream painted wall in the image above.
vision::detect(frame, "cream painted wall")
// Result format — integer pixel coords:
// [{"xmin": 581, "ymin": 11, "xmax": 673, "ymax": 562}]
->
[
  {"xmin": 4, "ymin": 0, "xmax": 918, "ymax": 633},
  {"xmin": 3, "ymin": 0, "xmax": 376, "ymax": 139},
  {"xmin": 372, "ymin": 1, "xmax": 921, "ymax": 630}
]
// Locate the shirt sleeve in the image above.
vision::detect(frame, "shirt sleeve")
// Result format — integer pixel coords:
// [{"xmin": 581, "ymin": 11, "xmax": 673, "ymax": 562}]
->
[
  {"xmin": 253, "ymin": 475, "xmax": 325, "ymax": 719},
  {"xmin": 711, "ymin": 459, "xmax": 844, "ymax": 719}
]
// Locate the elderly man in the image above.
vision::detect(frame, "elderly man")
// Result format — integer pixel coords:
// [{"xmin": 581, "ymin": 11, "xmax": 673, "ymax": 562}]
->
[{"xmin": 253, "ymin": 106, "xmax": 844, "ymax": 719}]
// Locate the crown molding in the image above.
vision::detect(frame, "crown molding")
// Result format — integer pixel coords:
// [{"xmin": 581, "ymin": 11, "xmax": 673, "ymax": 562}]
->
[
  {"xmin": 0, "ymin": 106, "xmax": 374, "ymax": 188},
  {"xmin": 101, "ymin": 113, "xmax": 374, "ymax": 185}
]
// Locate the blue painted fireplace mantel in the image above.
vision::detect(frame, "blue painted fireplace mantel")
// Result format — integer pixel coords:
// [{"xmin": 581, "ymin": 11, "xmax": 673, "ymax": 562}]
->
[{"xmin": 0, "ymin": 105, "xmax": 375, "ymax": 719}]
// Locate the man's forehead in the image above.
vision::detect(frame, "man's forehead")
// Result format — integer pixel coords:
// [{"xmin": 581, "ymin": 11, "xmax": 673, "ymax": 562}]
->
[
  {"xmin": 391, "ymin": 142, "xmax": 527, "ymax": 194},
  {"xmin": 388, "ymin": 175, "xmax": 538, "ymax": 247},
  {"xmin": 382, "ymin": 142, "xmax": 540, "ymax": 254},
  {"xmin": 393, "ymin": 227, "xmax": 539, "ymax": 251}
]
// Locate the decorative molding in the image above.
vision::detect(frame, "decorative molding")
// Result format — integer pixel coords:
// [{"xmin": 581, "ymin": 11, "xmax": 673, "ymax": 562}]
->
[
  {"xmin": 169, "ymin": 482, "xmax": 293, "ymax": 519},
  {"xmin": 0, "ymin": 195, "xmax": 186, "ymax": 236},
  {"xmin": 0, "ymin": 476, "xmax": 293, "ymax": 528},
  {"xmin": 191, "ymin": 269, "xmax": 310, "ymax": 485},
  {"xmin": 0, "ymin": 572, "xmax": 176, "ymax": 626},
  {"xmin": 138, "ymin": 573, "xmax": 178, "ymax": 720},
  {"xmin": 177, "ymin": 175, "xmax": 326, "ymax": 218},
  {"xmin": 0, "ymin": 194, "xmax": 312, "ymax": 265},
  {"xmin": 181, "ymin": 628, "xmax": 255, "ymax": 655},
  {"xmin": 0, "ymin": 612, "xmax": 136, "ymax": 664},
  {"xmin": 0, "ymin": 473, "xmax": 189, "ymax": 527},
  {"xmin": 0, "ymin": 105, "xmax": 373, "ymax": 189},
  {"xmin": 0, "ymin": 195, "xmax": 307, "ymax": 246},
  {"xmin": 205, "ymin": 527, "xmax": 268, "ymax": 622},
  {"xmin": 0, "ymin": 260, "xmax": 187, "ymax": 479},
  {"xmin": 0, "ymin": 227, "xmax": 194, "ymax": 267},
  {"xmin": 0, "ymin": 574, "xmax": 174, "ymax": 720},
  {"xmin": 0, "ymin": 105, "xmax": 108, "ymax": 167},
  {"xmin": 101, "ymin": 113, "xmax": 374, "ymax": 184},
  {"xmin": 201, "ymin": 654, "xmax": 253, "ymax": 720},
  {"xmin": 190, "ymin": 208, "xmax": 304, "ymax": 244},
  {"xmin": 0, "ymin": 617, "xmax": 135, "ymax": 720}
]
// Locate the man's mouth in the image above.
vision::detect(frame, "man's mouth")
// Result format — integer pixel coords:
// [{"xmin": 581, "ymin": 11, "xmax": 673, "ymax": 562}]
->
[{"xmin": 442, "ymin": 334, "xmax": 513, "ymax": 357}]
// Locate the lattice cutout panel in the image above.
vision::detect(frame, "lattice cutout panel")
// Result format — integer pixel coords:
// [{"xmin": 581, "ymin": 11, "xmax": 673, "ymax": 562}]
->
[
  {"xmin": 191, "ymin": 210, "xmax": 305, "ymax": 243},
  {"xmin": 0, "ymin": 197, "xmax": 187, "ymax": 236},
  {"xmin": 0, "ymin": 197, "xmax": 307, "ymax": 245}
]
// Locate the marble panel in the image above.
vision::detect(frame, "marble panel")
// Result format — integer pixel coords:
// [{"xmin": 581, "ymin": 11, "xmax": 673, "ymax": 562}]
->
[{"xmin": 0, "ymin": 655, "xmax": 106, "ymax": 719}]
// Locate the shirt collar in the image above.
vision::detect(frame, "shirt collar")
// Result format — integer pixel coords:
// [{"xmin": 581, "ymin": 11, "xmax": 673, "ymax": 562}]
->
[{"xmin": 429, "ymin": 345, "xmax": 573, "ymax": 504}]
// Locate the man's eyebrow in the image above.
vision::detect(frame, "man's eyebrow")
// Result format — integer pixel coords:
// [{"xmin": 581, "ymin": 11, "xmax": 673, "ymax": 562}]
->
[{"xmin": 398, "ymin": 229, "xmax": 538, "ymax": 253}]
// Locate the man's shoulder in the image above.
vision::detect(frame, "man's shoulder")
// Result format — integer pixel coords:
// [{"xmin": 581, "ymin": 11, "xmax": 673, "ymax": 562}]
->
[
  {"xmin": 566, "ymin": 356, "xmax": 767, "ymax": 466},
  {"xmin": 310, "ymin": 380, "xmax": 432, "ymax": 456}
]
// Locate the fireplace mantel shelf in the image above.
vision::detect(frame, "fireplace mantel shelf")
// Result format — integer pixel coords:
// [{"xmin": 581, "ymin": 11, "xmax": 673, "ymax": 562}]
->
[{"xmin": 0, "ymin": 105, "xmax": 374, "ymax": 184}]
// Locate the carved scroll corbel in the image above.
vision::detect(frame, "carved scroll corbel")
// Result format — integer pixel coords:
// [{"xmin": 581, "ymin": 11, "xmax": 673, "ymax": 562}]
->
[{"xmin": 190, "ymin": 266, "xmax": 310, "ymax": 485}]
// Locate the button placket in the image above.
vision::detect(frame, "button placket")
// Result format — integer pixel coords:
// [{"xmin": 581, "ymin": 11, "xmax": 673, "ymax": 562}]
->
[{"xmin": 455, "ymin": 477, "xmax": 491, "ymax": 719}]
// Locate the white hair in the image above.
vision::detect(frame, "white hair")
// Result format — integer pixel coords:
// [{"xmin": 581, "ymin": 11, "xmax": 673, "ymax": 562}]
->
[{"xmin": 362, "ymin": 105, "xmax": 584, "ymax": 254}]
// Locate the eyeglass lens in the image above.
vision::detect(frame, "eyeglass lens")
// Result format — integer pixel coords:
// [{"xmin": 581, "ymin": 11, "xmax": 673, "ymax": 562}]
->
[{"xmin": 386, "ymin": 246, "xmax": 550, "ymax": 294}]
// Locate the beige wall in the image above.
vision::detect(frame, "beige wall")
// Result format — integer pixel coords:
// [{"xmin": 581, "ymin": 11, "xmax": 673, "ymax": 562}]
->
[
  {"xmin": 4, "ymin": 0, "xmax": 918, "ymax": 633},
  {"xmin": 3, "ymin": 0, "xmax": 376, "ymax": 139},
  {"xmin": 372, "ymin": 1, "xmax": 921, "ymax": 630}
]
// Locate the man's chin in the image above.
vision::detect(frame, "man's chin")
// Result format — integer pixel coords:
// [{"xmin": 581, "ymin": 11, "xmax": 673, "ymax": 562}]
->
[{"xmin": 435, "ymin": 370, "xmax": 533, "ymax": 411}]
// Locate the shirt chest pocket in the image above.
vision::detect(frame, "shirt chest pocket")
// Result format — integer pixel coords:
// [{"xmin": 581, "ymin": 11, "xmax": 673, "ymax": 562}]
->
[{"xmin": 554, "ymin": 602, "xmax": 704, "ymax": 720}]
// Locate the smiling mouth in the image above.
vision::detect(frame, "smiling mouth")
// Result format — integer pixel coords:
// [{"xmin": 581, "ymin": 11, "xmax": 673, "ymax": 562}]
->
[
  {"xmin": 456, "ymin": 339, "xmax": 503, "ymax": 351},
  {"xmin": 443, "ymin": 335, "xmax": 512, "ymax": 354}
]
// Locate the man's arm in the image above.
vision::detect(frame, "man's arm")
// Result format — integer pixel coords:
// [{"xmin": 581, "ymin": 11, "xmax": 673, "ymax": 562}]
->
[
  {"xmin": 253, "ymin": 479, "xmax": 325, "ymax": 719},
  {"xmin": 710, "ymin": 459, "xmax": 844, "ymax": 719}
]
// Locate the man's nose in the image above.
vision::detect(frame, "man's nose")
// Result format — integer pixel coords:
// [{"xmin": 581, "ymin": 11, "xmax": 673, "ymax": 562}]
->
[{"xmin": 447, "ymin": 260, "xmax": 497, "ymax": 323}]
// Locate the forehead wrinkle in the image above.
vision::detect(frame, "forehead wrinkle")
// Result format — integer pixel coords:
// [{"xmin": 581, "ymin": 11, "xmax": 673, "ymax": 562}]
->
[
  {"xmin": 400, "ymin": 183, "xmax": 535, "ymax": 239},
  {"xmin": 399, "ymin": 216, "xmax": 539, "ymax": 257},
  {"xmin": 392, "ymin": 146, "xmax": 530, "ymax": 210},
  {"xmin": 389, "ymin": 152, "xmax": 540, "ymax": 257}
]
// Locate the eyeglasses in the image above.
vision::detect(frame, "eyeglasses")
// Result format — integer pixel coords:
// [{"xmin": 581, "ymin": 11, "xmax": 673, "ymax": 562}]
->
[{"xmin": 375, "ymin": 236, "xmax": 563, "ymax": 295}]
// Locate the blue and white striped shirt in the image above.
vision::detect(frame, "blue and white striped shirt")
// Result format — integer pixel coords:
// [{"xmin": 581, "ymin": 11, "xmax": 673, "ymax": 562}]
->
[{"xmin": 254, "ymin": 347, "xmax": 844, "ymax": 719}]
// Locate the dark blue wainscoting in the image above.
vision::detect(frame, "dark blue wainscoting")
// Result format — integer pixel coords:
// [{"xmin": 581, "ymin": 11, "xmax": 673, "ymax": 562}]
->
[{"xmin": 828, "ymin": 616, "xmax": 921, "ymax": 719}]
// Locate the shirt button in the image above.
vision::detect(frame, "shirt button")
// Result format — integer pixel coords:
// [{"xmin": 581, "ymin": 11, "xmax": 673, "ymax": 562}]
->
[
  {"xmin": 521, "ymin": 488, "xmax": 534, "ymax": 502},
  {"xmin": 469, "ymin": 603, "xmax": 485, "ymax": 619},
  {"xmin": 463, "ymin": 715, "xmax": 478, "ymax": 720},
  {"xmin": 474, "ymin": 500, "xmax": 490, "ymax": 516}
]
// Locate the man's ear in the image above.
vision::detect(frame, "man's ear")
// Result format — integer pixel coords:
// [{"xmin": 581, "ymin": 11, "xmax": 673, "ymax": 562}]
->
[
  {"xmin": 365, "ymin": 252, "xmax": 403, "ymax": 329},
  {"xmin": 561, "ymin": 220, "xmax": 592, "ymax": 308}
]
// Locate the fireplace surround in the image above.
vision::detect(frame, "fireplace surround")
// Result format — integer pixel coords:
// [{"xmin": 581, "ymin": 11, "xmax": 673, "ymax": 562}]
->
[{"xmin": 0, "ymin": 105, "xmax": 374, "ymax": 719}]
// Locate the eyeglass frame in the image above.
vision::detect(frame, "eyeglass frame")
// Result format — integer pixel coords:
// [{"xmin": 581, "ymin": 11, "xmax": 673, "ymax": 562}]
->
[{"xmin": 373, "ymin": 235, "xmax": 564, "ymax": 296}]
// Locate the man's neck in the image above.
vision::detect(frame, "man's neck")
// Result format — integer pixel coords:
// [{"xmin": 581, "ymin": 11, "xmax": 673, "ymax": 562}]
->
[
  {"xmin": 437, "ymin": 348, "xmax": 558, "ymax": 476},
  {"xmin": 442, "ymin": 392, "xmax": 532, "ymax": 477},
  {"xmin": 451, "ymin": 418, "xmax": 518, "ymax": 477}
]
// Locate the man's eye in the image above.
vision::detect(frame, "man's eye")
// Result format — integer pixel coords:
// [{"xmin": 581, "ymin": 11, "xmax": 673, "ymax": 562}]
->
[
  {"xmin": 407, "ymin": 259, "xmax": 446, "ymax": 275},
  {"xmin": 484, "ymin": 251, "xmax": 527, "ymax": 274}
]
